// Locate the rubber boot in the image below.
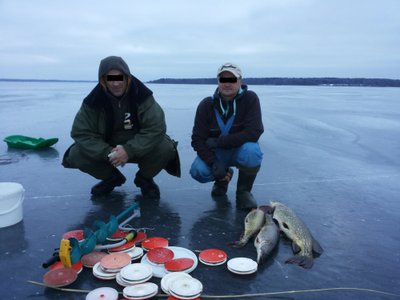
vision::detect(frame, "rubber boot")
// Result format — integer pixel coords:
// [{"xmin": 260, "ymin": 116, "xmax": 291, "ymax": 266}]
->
[
  {"xmin": 211, "ymin": 168, "xmax": 234, "ymax": 197},
  {"xmin": 211, "ymin": 181, "xmax": 229, "ymax": 197},
  {"xmin": 236, "ymin": 170, "xmax": 258, "ymax": 210},
  {"xmin": 91, "ymin": 168, "xmax": 126, "ymax": 196},
  {"xmin": 134, "ymin": 172, "xmax": 160, "ymax": 199}
]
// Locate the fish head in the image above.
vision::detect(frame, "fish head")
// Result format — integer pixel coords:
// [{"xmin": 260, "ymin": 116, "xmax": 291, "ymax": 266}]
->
[
  {"xmin": 245, "ymin": 208, "xmax": 265, "ymax": 226},
  {"xmin": 270, "ymin": 204, "xmax": 294, "ymax": 236}
]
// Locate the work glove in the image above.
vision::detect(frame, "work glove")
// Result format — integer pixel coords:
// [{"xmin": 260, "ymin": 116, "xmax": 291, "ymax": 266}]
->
[
  {"xmin": 212, "ymin": 161, "xmax": 227, "ymax": 181},
  {"xmin": 206, "ymin": 137, "xmax": 219, "ymax": 151}
]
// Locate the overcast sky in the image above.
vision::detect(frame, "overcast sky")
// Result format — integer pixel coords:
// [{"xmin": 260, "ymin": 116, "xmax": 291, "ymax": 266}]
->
[{"xmin": 0, "ymin": 0, "xmax": 399, "ymax": 81}]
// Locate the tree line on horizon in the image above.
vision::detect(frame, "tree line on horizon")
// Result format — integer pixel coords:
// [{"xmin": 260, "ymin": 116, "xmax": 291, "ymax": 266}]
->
[
  {"xmin": 1, "ymin": 77, "xmax": 400, "ymax": 87},
  {"xmin": 149, "ymin": 77, "xmax": 400, "ymax": 87}
]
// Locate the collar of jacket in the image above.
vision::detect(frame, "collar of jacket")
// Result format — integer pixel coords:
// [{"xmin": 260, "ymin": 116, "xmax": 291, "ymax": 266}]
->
[
  {"xmin": 212, "ymin": 84, "xmax": 248, "ymax": 119},
  {"xmin": 212, "ymin": 84, "xmax": 248, "ymax": 101},
  {"xmin": 83, "ymin": 75, "xmax": 153, "ymax": 110},
  {"xmin": 83, "ymin": 75, "xmax": 153, "ymax": 142}
]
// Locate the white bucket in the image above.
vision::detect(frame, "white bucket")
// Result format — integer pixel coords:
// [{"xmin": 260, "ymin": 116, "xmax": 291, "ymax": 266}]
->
[{"xmin": 0, "ymin": 182, "xmax": 25, "ymax": 228}]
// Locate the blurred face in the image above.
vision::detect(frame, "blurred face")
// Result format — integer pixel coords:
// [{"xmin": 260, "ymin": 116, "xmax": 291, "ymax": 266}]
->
[
  {"xmin": 105, "ymin": 69, "xmax": 127, "ymax": 97},
  {"xmin": 217, "ymin": 71, "xmax": 242, "ymax": 101}
]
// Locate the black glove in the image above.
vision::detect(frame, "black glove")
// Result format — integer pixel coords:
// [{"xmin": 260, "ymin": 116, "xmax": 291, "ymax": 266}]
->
[
  {"xmin": 206, "ymin": 138, "xmax": 219, "ymax": 151},
  {"xmin": 212, "ymin": 161, "xmax": 227, "ymax": 181}
]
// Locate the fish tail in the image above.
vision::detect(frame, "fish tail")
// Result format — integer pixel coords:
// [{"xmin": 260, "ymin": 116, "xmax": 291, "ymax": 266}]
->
[{"xmin": 285, "ymin": 255, "xmax": 314, "ymax": 269}]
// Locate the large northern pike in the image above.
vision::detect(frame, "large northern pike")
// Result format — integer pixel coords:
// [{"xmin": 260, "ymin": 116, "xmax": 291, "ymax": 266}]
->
[
  {"xmin": 254, "ymin": 213, "xmax": 279, "ymax": 264},
  {"xmin": 232, "ymin": 208, "xmax": 266, "ymax": 248},
  {"xmin": 269, "ymin": 201, "xmax": 323, "ymax": 269}
]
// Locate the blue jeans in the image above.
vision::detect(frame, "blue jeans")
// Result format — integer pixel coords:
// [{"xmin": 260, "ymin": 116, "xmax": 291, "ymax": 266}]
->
[{"xmin": 190, "ymin": 142, "xmax": 263, "ymax": 183}]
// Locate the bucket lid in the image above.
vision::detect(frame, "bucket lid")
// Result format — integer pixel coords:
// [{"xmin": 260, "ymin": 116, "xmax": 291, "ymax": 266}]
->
[{"xmin": 0, "ymin": 182, "xmax": 24, "ymax": 198}]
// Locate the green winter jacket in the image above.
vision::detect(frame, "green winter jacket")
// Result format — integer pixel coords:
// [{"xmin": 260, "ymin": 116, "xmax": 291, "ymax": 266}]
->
[{"xmin": 70, "ymin": 79, "xmax": 167, "ymax": 162}]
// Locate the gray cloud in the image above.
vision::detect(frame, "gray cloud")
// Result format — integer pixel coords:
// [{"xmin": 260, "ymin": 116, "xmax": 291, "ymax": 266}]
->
[{"xmin": 0, "ymin": 0, "xmax": 399, "ymax": 80}]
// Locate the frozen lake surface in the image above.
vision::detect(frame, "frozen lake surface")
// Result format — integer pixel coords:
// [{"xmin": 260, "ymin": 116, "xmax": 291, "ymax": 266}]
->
[{"xmin": 0, "ymin": 81, "xmax": 399, "ymax": 299}]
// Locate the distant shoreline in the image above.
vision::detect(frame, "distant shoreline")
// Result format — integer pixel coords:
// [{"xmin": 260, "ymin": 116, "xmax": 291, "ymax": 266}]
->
[
  {"xmin": 0, "ymin": 78, "xmax": 96, "ymax": 83},
  {"xmin": 149, "ymin": 77, "xmax": 400, "ymax": 87},
  {"xmin": 1, "ymin": 77, "xmax": 399, "ymax": 87}
]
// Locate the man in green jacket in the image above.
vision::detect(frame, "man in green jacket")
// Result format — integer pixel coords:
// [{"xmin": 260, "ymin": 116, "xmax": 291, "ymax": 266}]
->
[{"xmin": 62, "ymin": 56, "xmax": 180, "ymax": 198}]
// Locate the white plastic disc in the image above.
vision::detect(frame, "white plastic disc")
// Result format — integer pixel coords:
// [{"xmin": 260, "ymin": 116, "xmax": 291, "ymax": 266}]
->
[
  {"xmin": 160, "ymin": 272, "xmax": 192, "ymax": 294},
  {"xmin": 86, "ymin": 287, "xmax": 119, "ymax": 300},
  {"xmin": 120, "ymin": 263, "xmax": 153, "ymax": 282},
  {"xmin": 227, "ymin": 257, "xmax": 258, "ymax": 274},
  {"xmin": 123, "ymin": 282, "xmax": 158, "ymax": 299},
  {"xmin": 169, "ymin": 277, "xmax": 203, "ymax": 298}
]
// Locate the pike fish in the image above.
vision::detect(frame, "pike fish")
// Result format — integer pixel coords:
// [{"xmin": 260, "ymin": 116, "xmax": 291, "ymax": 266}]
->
[
  {"xmin": 232, "ymin": 208, "xmax": 266, "ymax": 248},
  {"xmin": 254, "ymin": 213, "xmax": 279, "ymax": 264},
  {"xmin": 270, "ymin": 201, "xmax": 323, "ymax": 269}
]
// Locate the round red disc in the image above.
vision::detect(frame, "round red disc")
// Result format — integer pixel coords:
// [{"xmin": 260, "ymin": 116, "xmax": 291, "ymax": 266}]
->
[
  {"xmin": 108, "ymin": 229, "xmax": 130, "ymax": 241},
  {"xmin": 199, "ymin": 248, "xmax": 227, "ymax": 264},
  {"xmin": 100, "ymin": 252, "xmax": 131, "ymax": 270},
  {"xmin": 164, "ymin": 258, "xmax": 194, "ymax": 272},
  {"xmin": 43, "ymin": 267, "xmax": 77, "ymax": 287},
  {"xmin": 147, "ymin": 247, "xmax": 174, "ymax": 264},
  {"xmin": 81, "ymin": 251, "xmax": 108, "ymax": 268},
  {"xmin": 108, "ymin": 240, "xmax": 135, "ymax": 252},
  {"xmin": 132, "ymin": 231, "xmax": 147, "ymax": 244},
  {"xmin": 141, "ymin": 237, "xmax": 168, "ymax": 250},
  {"xmin": 50, "ymin": 261, "xmax": 83, "ymax": 273},
  {"xmin": 62, "ymin": 229, "xmax": 84, "ymax": 240}
]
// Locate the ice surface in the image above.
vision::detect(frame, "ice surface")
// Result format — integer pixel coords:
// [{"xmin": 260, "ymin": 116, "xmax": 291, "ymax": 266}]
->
[{"xmin": 0, "ymin": 82, "xmax": 399, "ymax": 299}]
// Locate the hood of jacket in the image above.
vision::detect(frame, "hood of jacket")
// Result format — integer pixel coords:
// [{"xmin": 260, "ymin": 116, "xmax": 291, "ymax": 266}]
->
[{"xmin": 98, "ymin": 56, "xmax": 131, "ymax": 81}]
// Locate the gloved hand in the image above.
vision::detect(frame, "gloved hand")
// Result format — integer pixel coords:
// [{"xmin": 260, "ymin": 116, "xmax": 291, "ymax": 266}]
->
[
  {"xmin": 206, "ymin": 138, "xmax": 219, "ymax": 151},
  {"xmin": 212, "ymin": 161, "xmax": 227, "ymax": 181}
]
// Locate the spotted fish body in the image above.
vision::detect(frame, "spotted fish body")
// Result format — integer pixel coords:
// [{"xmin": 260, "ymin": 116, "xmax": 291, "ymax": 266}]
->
[
  {"xmin": 254, "ymin": 213, "xmax": 279, "ymax": 264},
  {"xmin": 270, "ymin": 201, "xmax": 323, "ymax": 269},
  {"xmin": 233, "ymin": 208, "xmax": 266, "ymax": 248}
]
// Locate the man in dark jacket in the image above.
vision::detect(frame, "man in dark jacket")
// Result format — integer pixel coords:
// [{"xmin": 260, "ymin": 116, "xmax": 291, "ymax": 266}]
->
[
  {"xmin": 63, "ymin": 56, "xmax": 180, "ymax": 198},
  {"xmin": 190, "ymin": 63, "xmax": 263, "ymax": 210}
]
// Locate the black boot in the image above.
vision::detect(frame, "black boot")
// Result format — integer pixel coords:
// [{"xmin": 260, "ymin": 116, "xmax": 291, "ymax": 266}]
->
[
  {"xmin": 236, "ymin": 170, "xmax": 258, "ymax": 210},
  {"xmin": 91, "ymin": 169, "xmax": 126, "ymax": 196},
  {"xmin": 134, "ymin": 172, "xmax": 160, "ymax": 199},
  {"xmin": 211, "ymin": 181, "xmax": 229, "ymax": 197},
  {"xmin": 211, "ymin": 168, "xmax": 234, "ymax": 197}
]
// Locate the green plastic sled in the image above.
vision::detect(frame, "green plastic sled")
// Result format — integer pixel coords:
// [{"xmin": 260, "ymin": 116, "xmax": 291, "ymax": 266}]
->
[{"xmin": 3, "ymin": 135, "xmax": 58, "ymax": 149}]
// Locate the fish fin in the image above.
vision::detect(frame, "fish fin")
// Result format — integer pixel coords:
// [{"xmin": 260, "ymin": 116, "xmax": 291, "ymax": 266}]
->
[
  {"xmin": 285, "ymin": 255, "xmax": 313, "ymax": 269},
  {"xmin": 312, "ymin": 237, "xmax": 324, "ymax": 256},
  {"xmin": 229, "ymin": 241, "xmax": 246, "ymax": 248},
  {"xmin": 291, "ymin": 241, "xmax": 301, "ymax": 254}
]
